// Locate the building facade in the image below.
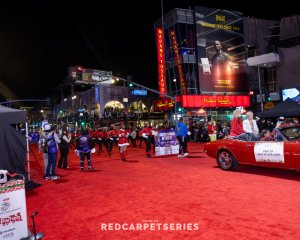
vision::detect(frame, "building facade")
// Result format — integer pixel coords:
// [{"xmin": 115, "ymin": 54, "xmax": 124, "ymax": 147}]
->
[
  {"xmin": 154, "ymin": 7, "xmax": 300, "ymax": 121},
  {"xmin": 54, "ymin": 83, "xmax": 164, "ymax": 130}
]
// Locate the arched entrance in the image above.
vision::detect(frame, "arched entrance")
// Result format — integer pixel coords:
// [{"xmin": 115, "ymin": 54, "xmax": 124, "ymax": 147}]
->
[{"xmin": 104, "ymin": 100, "xmax": 125, "ymax": 118}]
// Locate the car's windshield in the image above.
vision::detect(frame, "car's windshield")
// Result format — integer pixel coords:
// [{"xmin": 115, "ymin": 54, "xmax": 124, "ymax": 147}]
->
[{"xmin": 279, "ymin": 126, "xmax": 300, "ymax": 141}]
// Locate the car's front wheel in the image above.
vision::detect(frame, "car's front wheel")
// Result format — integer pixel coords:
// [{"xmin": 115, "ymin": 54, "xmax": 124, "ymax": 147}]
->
[{"xmin": 217, "ymin": 149, "xmax": 238, "ymax": 170}]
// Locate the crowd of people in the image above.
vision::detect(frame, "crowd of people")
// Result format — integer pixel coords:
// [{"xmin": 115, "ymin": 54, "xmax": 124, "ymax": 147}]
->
[
  {"xmin": 229, "ymin": 110, "xmax": 299, "ymax": 141},
  {"xmin": 35, "ymin": 111, "xmax": 298, "ymax": 180},
  {"xmin": 187, "ymin": 111, "xmax": 300, "ymax": 143},
  {"xmin": 37, "ymin": 121, "xmax": 176, "ymax": 180}
]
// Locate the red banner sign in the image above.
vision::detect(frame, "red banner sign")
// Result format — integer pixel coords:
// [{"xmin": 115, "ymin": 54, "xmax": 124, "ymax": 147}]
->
[
  {"xmin": 178, "ymin": 95, "xmax": 250, "ymax": 108},
  {"xmin": 155, "ymin": 28, "xmax": 167, "ymax": 96}
]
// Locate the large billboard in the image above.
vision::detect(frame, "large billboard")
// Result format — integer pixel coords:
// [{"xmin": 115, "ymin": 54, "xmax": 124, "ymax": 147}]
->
[
  {"xmin": 195, "ymin": 6, "xmax": 247, "ymax": 93},
  {"xmin": 69, "ymin": 67, "xmax": 112, "ymax": 84}
]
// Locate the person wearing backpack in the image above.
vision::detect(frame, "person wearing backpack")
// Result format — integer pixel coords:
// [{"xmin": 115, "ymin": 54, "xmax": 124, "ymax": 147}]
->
[{"xmin": 45, "ymin": 125, "xmax": 61, "ymax": 180}]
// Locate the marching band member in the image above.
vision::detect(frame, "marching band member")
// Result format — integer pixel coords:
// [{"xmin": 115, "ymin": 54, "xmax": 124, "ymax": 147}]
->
[
  {"xmin": 151, "ymin": 125, "xmax": 159, "ymax": 154},
  {"xmin": 107, "ymin": 126, "xmax": 119, "ymax": 157},
  {"xmin": 118, "ymin": 123, "xmax": 129, "ymax": 161},
  {"xmin": 139, "ymin": 122, "xmax": 153, "ymax": 158}
]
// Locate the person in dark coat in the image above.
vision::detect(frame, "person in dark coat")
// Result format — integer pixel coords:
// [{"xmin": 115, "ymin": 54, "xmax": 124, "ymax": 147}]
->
[
  {"xmin": 58, "ymin": 129, "xmax": 71, "ymax": 169},
  {"xmin": 76, "ymin": 128, "xmax": 95, "ymax": 171}
]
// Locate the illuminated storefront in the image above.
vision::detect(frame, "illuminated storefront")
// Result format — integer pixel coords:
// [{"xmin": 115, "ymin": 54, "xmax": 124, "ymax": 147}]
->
[{"xmin": 55, "ymin": 83, "xmax": 164, "ymax": 129}]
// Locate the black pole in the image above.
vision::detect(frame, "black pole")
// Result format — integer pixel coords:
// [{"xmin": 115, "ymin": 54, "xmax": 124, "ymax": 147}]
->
[
  {"xmin": 31, "ymin": 211, "xmax": 38, "ymax": 240},
  {"xmin": 29, "ymin": 146, "xmax": 44, "ymax": 175}
]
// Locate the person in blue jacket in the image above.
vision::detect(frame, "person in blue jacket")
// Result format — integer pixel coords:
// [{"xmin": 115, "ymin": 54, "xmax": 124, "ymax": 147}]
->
[{"xmin": 175, "ymin": 117, "xmax": 189, "ymax": 157}]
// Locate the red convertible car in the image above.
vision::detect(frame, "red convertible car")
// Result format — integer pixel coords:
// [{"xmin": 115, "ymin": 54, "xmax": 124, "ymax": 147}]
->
[{"xmin": 204, "ymin": 124, "xmax": 300, "ymax": 171}]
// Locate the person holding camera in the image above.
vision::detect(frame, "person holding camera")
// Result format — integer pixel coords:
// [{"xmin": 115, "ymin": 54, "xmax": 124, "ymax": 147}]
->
[{"xmin": 44, "ymin": 124, "xmax": 61, "ymax": 180}]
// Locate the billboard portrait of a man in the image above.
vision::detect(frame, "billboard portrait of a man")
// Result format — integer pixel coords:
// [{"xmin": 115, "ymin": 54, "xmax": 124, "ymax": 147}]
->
[
  {"xmin": 210, "ymin": 40, "xmax": 232, "ymax": 81},
  {"xmin": 195, "ymin": 6, "xmax": 247, "ymax": 93},
  {"xmin": 211, "ymin": 40, "xmax": 231, "ymax": 66}
]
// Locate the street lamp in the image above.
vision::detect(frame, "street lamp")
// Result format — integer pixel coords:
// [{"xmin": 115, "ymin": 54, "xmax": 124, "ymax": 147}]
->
[
  {"xmin": 173, "ymin": 78, "xmax": 178, "ymax": 122},
  {"xmin": 173, "ymin": 78, "xmax": 178, "ymax": 95}
]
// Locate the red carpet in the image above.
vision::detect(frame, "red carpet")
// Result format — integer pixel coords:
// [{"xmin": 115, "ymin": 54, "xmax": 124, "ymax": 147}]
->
[{"xmin": 26, "ymin": 143, "xmax": 300, "ymax": 239}]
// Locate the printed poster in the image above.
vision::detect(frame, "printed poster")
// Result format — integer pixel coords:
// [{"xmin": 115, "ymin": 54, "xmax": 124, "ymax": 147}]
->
[
  {"xmin": 0, "ymin": 180, "xmax": 28, "ymax": 240},
  {"xmin": 155, "ymin": 130, "xmax": 179, "ymax": 156}
]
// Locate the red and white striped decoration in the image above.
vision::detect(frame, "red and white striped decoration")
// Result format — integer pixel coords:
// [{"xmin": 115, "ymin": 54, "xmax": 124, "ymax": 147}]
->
[{"xmin": 0, "ymin": 180, "xmax": 25, "ymax": 194}]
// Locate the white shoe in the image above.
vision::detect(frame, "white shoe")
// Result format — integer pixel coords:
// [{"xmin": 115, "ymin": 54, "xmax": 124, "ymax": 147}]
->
[
  {"xmin": 184, "ymin": 153, "xmax": 189, "ymax": 157},
  {"xmin": 178, "ymin": 154, "xmax": 184, "ymax": 158}
]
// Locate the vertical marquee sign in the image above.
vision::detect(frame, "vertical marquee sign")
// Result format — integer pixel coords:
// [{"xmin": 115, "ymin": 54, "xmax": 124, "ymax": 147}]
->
[
  {"xmin": 155, "ymin": 28, "xmax": 167, "ymax": 96},
  {"xmin": 169, "ymin": 29, "xmax": 187, "ymax": 95}
]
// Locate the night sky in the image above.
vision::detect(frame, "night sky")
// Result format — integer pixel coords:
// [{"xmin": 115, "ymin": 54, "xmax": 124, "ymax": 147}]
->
[{"xmin": 0, "ymin": 0, "xmax": 297, "ymax": 102}]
